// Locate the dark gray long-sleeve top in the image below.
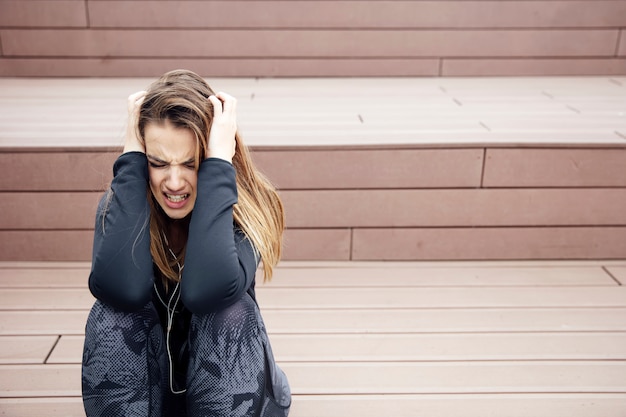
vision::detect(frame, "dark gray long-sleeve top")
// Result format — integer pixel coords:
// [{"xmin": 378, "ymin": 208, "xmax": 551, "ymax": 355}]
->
[{"xmin": 88, "ymin": 152, "xmax": 258, "ymax": 314}]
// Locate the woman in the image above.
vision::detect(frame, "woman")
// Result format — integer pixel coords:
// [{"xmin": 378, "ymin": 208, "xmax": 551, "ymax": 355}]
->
[{"xmin": 82, "ymin": 70, "xmax": 291, "ymax": 417}]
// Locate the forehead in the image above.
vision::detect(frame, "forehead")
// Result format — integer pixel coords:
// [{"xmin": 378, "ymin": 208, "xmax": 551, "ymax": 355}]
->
[{"xmin": 144, "ymin": 120, "xmax": 196, "ymax": 160}]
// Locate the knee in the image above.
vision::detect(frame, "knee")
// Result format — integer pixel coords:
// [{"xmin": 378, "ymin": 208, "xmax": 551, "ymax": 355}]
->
[
  {"xmin": 189, "ymin": 294, "xmax": 263, "ymax": 350},
  {"xmin": 185, "ymin": 295, "xmax": 267, "ymax": 413},
  {"xmin": 84, "ymin": 300, "xmax": 161, "ymax": 355},
  {"xmin": 82, "ymin": 301, "xmax": 167, "ymax": 414}
]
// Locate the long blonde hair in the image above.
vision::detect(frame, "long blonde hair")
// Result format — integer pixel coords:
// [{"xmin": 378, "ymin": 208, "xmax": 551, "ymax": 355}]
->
[{"xmin": 137, "ymin": 69, "xmax": 284, "ymax": 284}]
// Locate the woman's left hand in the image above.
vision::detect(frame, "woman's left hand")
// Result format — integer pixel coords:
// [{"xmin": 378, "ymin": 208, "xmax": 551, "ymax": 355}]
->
[{"xmin": 207, "ymin": 92, "xmax": 237, "ymax": 163}]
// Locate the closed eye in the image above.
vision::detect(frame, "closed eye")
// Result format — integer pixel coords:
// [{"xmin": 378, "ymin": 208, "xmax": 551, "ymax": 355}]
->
[
  {"xmin": 147, "ymin": 155, "xmax": 167, "ymax": 168},
  {"xmin": 147, "ymin": 155, "xmax": 196, "ymax": 169},
  {"xmin": 148, "ymin": 161, "xmax": 168, "ymax": 169}
]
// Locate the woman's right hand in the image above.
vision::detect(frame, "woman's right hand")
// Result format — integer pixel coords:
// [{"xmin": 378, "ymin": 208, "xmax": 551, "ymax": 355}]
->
[{"xmin": 123, "ymin": 91, "xmax": 146, "ymax": 154}]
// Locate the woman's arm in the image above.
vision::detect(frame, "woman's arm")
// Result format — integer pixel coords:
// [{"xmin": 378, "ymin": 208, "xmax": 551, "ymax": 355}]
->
[
  {"xmin": 181, "ymin": 158, "xmax": 258, "ymax": 314},
  {"xmin": 88, "ymin": 153, "xmax": 154, "ymax": 311},
  {"xmin": 181, "ymin": 92, "xmax": 256, "ymax": 314},
  {"xmin": 88, "ymin": 92, "xmax": 154, "ymax": 312}
]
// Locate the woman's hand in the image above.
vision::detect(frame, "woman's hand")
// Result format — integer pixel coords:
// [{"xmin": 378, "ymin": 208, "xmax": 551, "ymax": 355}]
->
[
  {"xmin": 123, "ymin": 91, "xmax": 146, "ymax": 154},
  {"xmin": 207, "ymin": 92, "xmax": 237, "ymax": 163}
]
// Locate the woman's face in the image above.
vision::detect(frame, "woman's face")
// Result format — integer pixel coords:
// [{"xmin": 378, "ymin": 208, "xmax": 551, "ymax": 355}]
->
[{"xmin": 144, "ymin": 120, "xmax": 198, "ymax": 220}]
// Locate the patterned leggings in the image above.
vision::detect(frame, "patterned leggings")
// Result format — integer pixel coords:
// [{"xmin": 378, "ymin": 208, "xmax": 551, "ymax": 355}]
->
[{"xmin": 82, "ymin": 294, "xmax": 291, "ymax": 417}]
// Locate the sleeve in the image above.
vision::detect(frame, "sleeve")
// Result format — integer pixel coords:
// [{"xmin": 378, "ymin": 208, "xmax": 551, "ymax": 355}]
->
[
  {"xmin": 88, "ymin": 152, "xmax": 154, "ymax": 312},
  {"xmin": 181, "ymin": 158, "xmax": 259, "ymax": 315}
]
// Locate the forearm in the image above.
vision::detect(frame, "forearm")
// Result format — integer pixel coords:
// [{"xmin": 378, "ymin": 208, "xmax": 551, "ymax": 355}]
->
[
  {"xmin": 181, "ymin": 158, "xmax": 257, "ymax": 314},
  {"xmin": 88, "ymin": 152, "xmax": 154, "ymax": 311}
]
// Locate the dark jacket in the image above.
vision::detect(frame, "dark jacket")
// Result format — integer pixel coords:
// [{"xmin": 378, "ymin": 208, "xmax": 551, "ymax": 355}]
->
[{"xmin": 88, "ymin": 152, "xmax": 258, "ymax": 314}]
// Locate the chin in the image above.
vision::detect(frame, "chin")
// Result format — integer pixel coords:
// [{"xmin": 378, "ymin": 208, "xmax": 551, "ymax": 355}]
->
[
  {"xmin": 158, "ymin": 199, "xmax": 195, "ymax": 220},
  {"xmin": 163, "ymin": 211, "xmax": 190, "ymax": 220}
]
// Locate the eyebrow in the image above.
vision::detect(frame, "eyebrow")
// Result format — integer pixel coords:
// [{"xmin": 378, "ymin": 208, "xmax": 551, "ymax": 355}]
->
[{"xmin": 146, "ymin": 155, "xmax": 166, "ymax": 164}]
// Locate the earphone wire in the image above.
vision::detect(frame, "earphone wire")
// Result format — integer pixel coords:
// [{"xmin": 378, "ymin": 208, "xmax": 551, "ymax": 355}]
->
[
  {"xmin": 158, "ymin": 233, "xmax": 187, "ymax": 394},
  {"xmin": 166, "ymin": 279, "xmax": 186, "ymax": 394}
]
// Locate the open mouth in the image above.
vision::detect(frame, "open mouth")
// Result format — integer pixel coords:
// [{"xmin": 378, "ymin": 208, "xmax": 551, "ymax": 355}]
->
[{"xmin": 165, "ymin": 193, "xmax": 189, "ymax": 203}]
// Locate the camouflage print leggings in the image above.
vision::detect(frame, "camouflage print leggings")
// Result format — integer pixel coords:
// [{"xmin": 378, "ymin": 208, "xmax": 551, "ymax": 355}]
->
[{"xmin": 82, "ymin": 293, "xmax": 291, "ymax": 417}]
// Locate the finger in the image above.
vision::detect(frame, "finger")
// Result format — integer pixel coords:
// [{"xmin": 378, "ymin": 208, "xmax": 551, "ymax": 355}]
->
[
  {"xmin": 216, "ymin": 92, "xmax": 236, "ymax": 115},
  {"xmin": 127, "ymin": 91, "xmax": 146, "ymax": 114},
  {"xmin": 208, "ymin": 95, "xmax": 223, "ymax": 116},
  {"xmin": 128, "ymin": 91, "xmax": 146, "ymax": 105},
  {"xmin": 129, "ymin": 90, "xmax": 146, "ymax": 100}
]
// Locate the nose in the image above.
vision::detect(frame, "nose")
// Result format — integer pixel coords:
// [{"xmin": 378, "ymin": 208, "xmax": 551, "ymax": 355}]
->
[{"xmin": 166, "ymin": 166, "xmax": 185, "ymax": 191}]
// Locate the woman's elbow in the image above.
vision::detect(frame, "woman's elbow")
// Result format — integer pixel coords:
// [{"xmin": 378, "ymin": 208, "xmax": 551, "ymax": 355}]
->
[
  {"xmin": 182, "ymin": 276, "xmax": 244, "ymax": 315},
  {"xmin": 117, "ymin": 286, "xmax": 153, "ymax": 311},
  {"xmin": 88, "ymin": 272, "xmax": 152, "ymax": 312},
  {"xmin": 181, "ymin": 290, "xmax": 210, "ymax": 314}
]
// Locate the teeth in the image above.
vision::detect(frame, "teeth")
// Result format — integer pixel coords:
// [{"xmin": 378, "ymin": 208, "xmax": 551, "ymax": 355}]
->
[{"xmin": 166, "ymin": 194, "xmax": 188, "ymax": 203}]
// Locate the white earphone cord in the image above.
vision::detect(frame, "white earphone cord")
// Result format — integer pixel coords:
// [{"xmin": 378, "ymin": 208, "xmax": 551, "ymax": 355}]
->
[
  {"xmin": 153, "ymin": 243, "xmax": 187, "ymax": 395},
  {"xmin": 166, "ymin": 280, "xmax": 186, "ymax": 394}
]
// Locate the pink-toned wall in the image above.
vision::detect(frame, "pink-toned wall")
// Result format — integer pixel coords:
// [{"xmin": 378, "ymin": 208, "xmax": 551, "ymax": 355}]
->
[
  {"xmin": 2, "ymin": 146, "xmax": 626, "ymax": 261},
  {"xmin": 0, "ymin": 0, "xmax": 625, "ymax": 77}
]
